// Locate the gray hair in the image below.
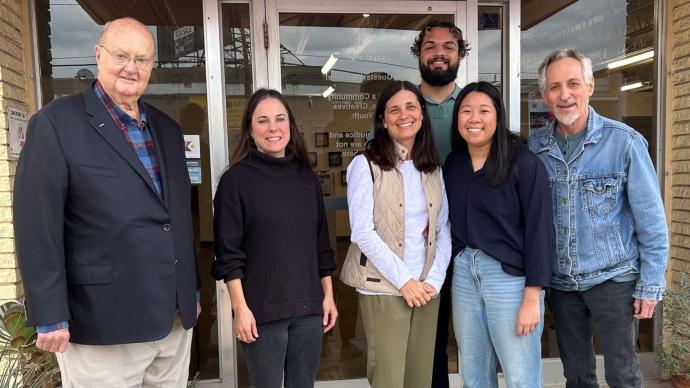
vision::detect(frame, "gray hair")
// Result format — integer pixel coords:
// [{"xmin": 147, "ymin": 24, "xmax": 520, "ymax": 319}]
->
[{"xmin": 537, "ymin": 48, "xmax": 593, "ymax": 93}]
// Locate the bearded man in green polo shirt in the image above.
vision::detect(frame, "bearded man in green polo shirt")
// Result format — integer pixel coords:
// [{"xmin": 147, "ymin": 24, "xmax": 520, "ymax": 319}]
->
[{"xmin": 410, "ymin": 20, "xmax": 470, "ymax": 388}]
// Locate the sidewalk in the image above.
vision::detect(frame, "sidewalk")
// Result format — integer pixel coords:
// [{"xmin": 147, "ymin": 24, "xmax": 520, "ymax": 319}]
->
[
  {"xmin": 315, "ymin": 378, "xmax": 674, "ymax": 387},
  {"xmin": 546, "ymin": 381, "xmax": 672, "ymax": 388}
]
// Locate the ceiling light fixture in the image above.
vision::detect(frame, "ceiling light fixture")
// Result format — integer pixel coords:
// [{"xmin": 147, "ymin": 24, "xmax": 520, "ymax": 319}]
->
[
  {"xmin": 321, "ymin": 54, "xmax": 338, "ymax": 75},
  {"xmin": 322, "ymin": 86, "xmax": 335, "ymax": 98},
  {"xmin": 608, "ymin": 50, "xmax": 654, "ymax": 70},
  {"xmin": 620, "ymin": 82, "xmax": 644, "ymax": 92}
]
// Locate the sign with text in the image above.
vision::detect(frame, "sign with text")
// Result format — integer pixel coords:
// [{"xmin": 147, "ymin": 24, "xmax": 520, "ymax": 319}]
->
[{"xmin": 7, "ymin": 108, "xmax": 27, "ymax": 158}]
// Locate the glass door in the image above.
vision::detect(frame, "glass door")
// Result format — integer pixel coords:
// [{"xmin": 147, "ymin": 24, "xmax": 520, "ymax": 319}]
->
[{"xmin": 264, "ymin": 1, "xmax": 467, "ymax": 386}]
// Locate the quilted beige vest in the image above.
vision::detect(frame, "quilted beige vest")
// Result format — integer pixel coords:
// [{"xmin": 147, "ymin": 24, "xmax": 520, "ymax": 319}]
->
[{"xmin": 341, "ymin": 143, "xmax": 443, "ymax": 295}]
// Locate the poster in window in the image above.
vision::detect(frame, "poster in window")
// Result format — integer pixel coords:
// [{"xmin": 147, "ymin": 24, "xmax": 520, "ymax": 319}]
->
[
  {"xmin": 328, "ymin": 152, "xmax": 342, "ymax": 167},
  {"xmin": 186, "ymin": 160, "xmax": 202, "ymax": 185},
  {"xmin": 315, "ymin": 132, "xmax": 329, "ymax": 147},
  {"xmin": 184, "ymin": 135, "xmax": 201, "ymax": 159},
  {"xmin": 316, "ymin": 171, "xmax": 332, "ymax": 196},
  {"xmin": 528, "ymin": 100, "xmax": 553, "ymax": 135}
]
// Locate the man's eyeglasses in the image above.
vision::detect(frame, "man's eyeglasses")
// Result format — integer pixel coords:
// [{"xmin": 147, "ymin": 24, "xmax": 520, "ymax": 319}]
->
[{"xmin": 98, "ymin": 45, "xmax": 153, "ymax": 70}]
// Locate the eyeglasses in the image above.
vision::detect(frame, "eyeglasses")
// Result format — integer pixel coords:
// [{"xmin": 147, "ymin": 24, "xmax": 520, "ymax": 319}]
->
[{"xmin": 98, "ymin": 45, "xmax": 153, "ymax": 70}]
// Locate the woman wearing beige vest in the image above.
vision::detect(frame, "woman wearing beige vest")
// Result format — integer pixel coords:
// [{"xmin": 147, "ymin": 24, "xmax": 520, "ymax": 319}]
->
[{"xmin": 342, "ymin": 80, "xmax": 451, "ymax": 388}]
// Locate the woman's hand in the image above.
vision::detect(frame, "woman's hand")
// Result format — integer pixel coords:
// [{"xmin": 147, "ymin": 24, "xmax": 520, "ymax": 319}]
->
[
  {"xmin": 227, "ymin": 279, "xmax": 258, "ymax": 343},
  {"xmin": 516, "ymin": 286, "xmax": 542, "ymax": 336},
  {"xmin": 422, "ymin": 282, "xmax": 438, "ymax": 297},
  {"xmin": 321, "ymin": 276, "xmax": 338, "ymax": 333},
  {"xmin": 234, "ymin": 305, "xmax": 258, "ymax": 343},
  {"xmin": 400, "ymin": 279, "xmax": 432, "ymax": 307},
  {"xmin": 322, "ymin": 294, "xmax": 338, "ymax": 333}
]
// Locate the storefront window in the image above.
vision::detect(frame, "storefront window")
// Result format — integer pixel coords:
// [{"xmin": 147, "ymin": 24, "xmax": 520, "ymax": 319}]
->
[
  {"xmin": 35, "ymin": 0, "xmax": 219, "ymax": 380},
  {"xmin": 478, "ymin": 5, "xmax": 504, "ymax": 89},
  {"xmin": 520, "ymin": 0, "xmax": 657, "ymax": 356}
]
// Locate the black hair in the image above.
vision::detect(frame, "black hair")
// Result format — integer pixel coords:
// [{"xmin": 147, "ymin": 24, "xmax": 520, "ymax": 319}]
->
[
  {"xmin": 365, "ymin": 80, "xmax": 439, "ymax": 173},
  {"xmin": 411, "ymin": 19, "xmax": 470, "ymax": 59},
  {"xmin": 450, "ymin": 81, "xmax": 524, "ymax": 185},
  {"xmin": 230, "ymin": 88, "xmax": 310, "ymax": 168}
]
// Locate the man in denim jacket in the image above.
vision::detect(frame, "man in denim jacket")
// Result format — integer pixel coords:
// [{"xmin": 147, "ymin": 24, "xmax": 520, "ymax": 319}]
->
[{"xmin": 528, "ymin": 48, "xmax": 669, "ymax": 388}]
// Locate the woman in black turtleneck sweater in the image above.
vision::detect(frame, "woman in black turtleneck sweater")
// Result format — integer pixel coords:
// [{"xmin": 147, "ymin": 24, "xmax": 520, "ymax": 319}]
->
[{"xmin": 212, "ymin": 89, "xmax": 337, "ymax": 388}]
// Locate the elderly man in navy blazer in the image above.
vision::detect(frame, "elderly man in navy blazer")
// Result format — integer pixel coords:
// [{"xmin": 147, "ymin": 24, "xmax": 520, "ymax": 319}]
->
[{"xmin": 14, "ymin": 17, "xmax": 199, "ymax": 387}]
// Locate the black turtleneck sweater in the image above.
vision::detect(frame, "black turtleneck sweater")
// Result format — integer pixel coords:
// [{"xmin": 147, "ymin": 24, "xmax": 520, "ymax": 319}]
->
[{"xmin": 212, "ymin": 149, "xmax": 336, "ymax": 324}]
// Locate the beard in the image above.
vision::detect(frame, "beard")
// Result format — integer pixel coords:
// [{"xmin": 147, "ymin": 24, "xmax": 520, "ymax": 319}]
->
[
  {"xmin": 554, "ymin": 109, "xmax": 580, "ymax": 127},
  {"xmin": 419, "ymin": 58, "xmax": 459, "ymax": 86}
]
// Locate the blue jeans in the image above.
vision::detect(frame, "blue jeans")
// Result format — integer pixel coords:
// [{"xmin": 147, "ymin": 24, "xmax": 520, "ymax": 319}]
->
[
  {"xmin": 451, "ymin": 248, "xmax": 544, "ymax": 388},
  {"xmin": 550, "ymin": 280, "xmax": 642, "ymax": 388},
  {"xmin": 240, "ymin": 314, "xmax": 323, "ymax": 388}
]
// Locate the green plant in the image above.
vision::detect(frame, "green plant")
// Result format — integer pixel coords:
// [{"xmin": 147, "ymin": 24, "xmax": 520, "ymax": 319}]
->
[
  {"xmin": 186, "ymin": 371, "xmax": 200, "ymax": 388},
  {"xmin": 657, "ymin": 273, "xmax": 690, "ymax": 379},
  {"xmin": 0, "ymin": 300, "xmax": 60, "ymax": 388}
]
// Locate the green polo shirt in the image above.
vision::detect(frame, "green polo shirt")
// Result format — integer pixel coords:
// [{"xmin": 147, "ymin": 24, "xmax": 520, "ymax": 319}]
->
[{"xmin": 424, "ymin": 85, "xmax": 461, "ymax": 162}]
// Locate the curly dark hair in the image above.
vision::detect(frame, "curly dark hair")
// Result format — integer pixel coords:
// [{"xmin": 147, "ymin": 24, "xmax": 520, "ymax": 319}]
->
[{"xmin": 410, "ymin": 20, "xmax": 470, "ymax": 59}]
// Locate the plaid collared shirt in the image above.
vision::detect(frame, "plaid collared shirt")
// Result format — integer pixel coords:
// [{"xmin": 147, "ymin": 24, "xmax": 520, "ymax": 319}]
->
[{"xmin": 93, "ymin": 80, "xmax": 163, "ymax": 195}]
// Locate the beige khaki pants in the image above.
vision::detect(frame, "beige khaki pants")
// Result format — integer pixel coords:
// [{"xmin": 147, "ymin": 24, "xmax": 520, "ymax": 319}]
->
[
  {"xmin": 359, "ymin": 294, "xmax": 440, "ymax": 388},
  {"xmin": 56, "ymin": 315, "xmax": 193, "ymax": 388}
]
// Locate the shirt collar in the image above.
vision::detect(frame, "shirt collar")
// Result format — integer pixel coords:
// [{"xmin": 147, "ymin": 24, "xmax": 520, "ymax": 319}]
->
[
  {"xmin": 393, "ymin": 140, "xmax": 411, "ymax": 162},
  {"xmin": 93, "ymin": 80, "xmax": 148, "ymax": 128},
  {"xmin": 422, "ymin": 84, "xmax": 460, "ymax": 105},
  {"xmin": 540, "ymin": 105, "xmax": 602, "ymax": 149}
]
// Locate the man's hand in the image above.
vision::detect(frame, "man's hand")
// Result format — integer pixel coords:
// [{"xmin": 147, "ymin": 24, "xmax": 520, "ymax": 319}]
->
[
  {"xmin": 633, "ymin": 298, "xmax": 657, "ymax": 319},
  {"xmin": 36, "ymin": 328, "xmax": 70, "ymax": 353}
]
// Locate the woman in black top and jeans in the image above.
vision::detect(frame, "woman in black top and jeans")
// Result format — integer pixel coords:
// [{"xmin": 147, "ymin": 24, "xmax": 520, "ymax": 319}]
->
[
  {"xmin": 443, "ymin": 82, "xmax": 553, "ymax": 388},
  {"xmin": 212, "ymin": 89, "xmax": 337, "ymax": 388}
]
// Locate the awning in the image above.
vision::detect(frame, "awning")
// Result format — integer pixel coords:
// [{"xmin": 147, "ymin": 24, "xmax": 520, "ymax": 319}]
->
[
  {"xmin": 522, "ymin": 0, "xmax": 578, "ymax": 30},
  {"xmin": 75, "ymin": 0, "xmax": 203, "ymax": 26}
]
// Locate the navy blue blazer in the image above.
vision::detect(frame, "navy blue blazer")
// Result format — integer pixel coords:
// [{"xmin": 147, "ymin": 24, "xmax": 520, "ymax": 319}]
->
[{"xmin": 14, "ymin": 85, "xmax": 198, "ymax": 345}]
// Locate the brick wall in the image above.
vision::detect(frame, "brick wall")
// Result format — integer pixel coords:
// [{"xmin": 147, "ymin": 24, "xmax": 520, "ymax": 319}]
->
[
  {"xmin": 671, "ymin": 0, "xmax": 690, "ymax": 283},
  {"xmin": 0, "ymin": 0, "xmax": 27, "ymax": 301}
]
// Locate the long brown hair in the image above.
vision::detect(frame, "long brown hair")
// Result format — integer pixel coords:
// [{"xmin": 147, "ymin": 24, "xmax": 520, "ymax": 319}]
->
[
  {"xmin": 365, "ymin": 80, "xmax": 440, "ymax": 173},
  {"xmin": 230, "ymin": 88, "xmax": 310, "ymax": 168},
  {"xmin": 450, "ymin": 81, "xmax": 524, "ymax": 185}
]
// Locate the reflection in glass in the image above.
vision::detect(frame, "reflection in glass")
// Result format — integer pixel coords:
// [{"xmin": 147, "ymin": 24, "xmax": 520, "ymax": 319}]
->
[
  {"xmin": 478, "ymin": 5, "xmax": 503, "ymax": 90},
  {"xmin": 277, "ymin": 13, "xmax": 458, "ymax": 382},
  {"xmin": 35, "ymin": 0, "xmax": 219, "ymax": 380},
  {"xmin": 519, "ymin": 0, "xmax": 656, "ymax": 357}
]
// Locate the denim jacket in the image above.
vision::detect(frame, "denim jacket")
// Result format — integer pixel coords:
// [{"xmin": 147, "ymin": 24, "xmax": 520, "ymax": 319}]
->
[{"xmin": 528, "ymin": 107, "xmax": 669, "ymax": 300}]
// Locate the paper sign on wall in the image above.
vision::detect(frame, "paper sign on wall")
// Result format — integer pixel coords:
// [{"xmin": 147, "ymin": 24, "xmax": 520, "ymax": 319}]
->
[{"xmin": 7, "ymin": 108, "xmax": 27, "ymax": 158}]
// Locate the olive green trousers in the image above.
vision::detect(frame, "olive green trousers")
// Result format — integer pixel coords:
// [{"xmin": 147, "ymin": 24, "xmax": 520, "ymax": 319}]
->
[{"xmin": 359, "ymin": 294, "xmax": 440, "ymax": 388}]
